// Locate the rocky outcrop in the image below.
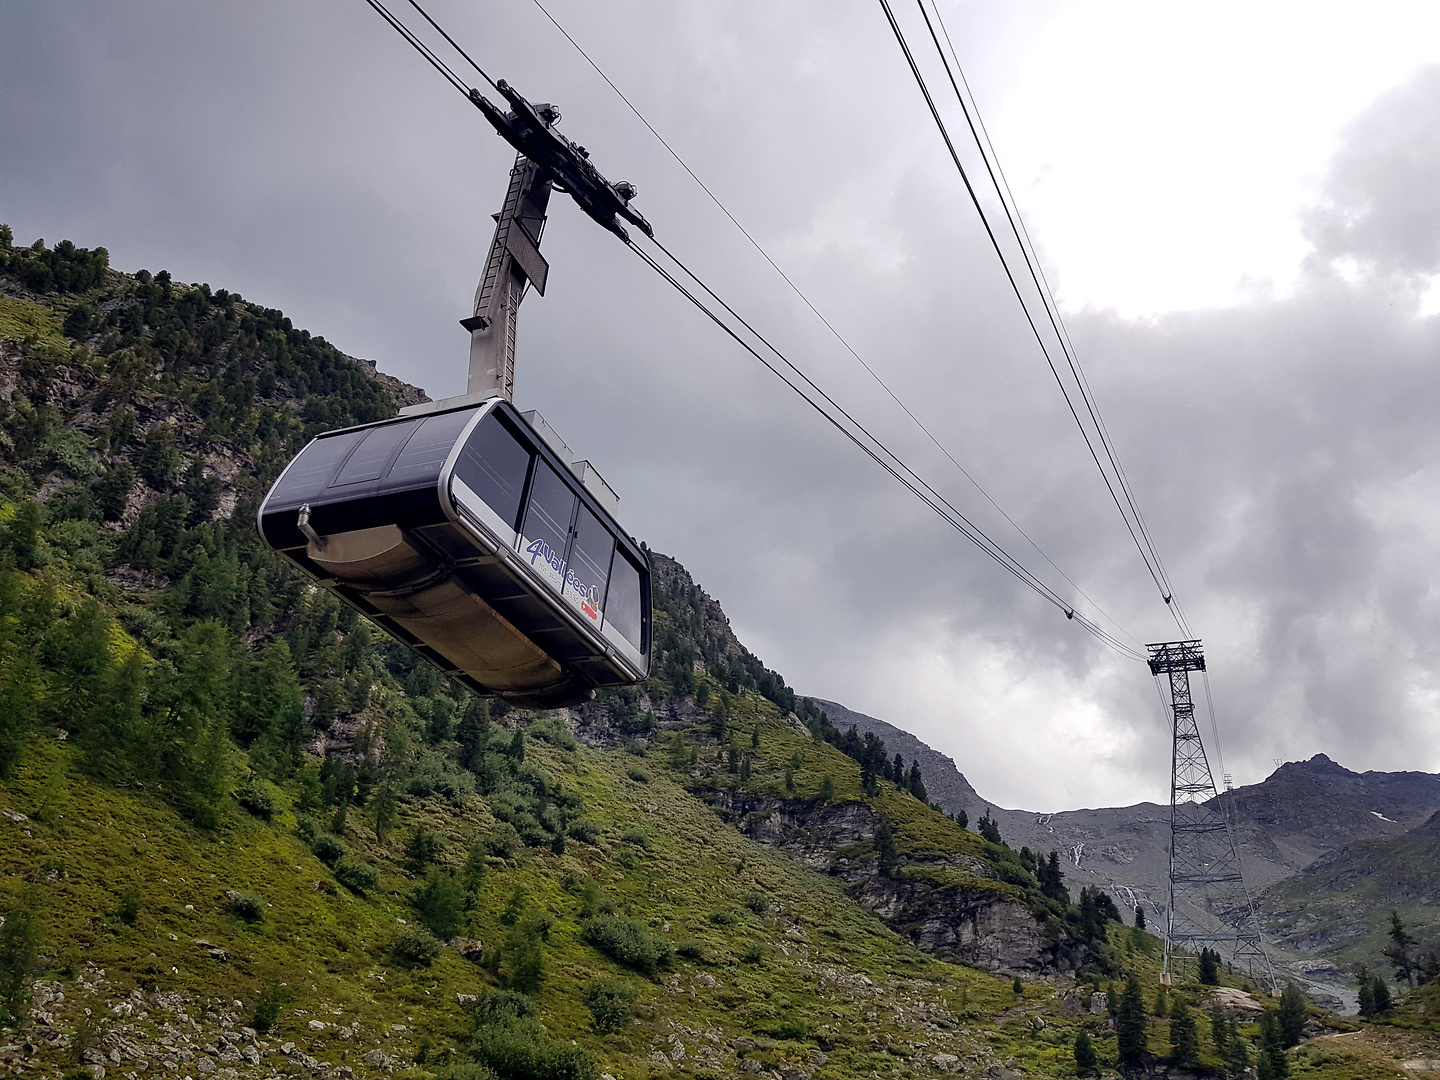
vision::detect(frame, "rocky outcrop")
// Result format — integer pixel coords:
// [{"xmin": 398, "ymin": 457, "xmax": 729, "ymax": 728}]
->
[{"xmin": 703, "ymin": 788, "xmax": 1079, "ymax": 974}]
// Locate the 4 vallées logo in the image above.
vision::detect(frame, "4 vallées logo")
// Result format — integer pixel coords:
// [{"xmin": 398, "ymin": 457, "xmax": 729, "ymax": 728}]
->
[{"xmin": 526, "ymin": 537, "xmax": 602, "ymax": 622}]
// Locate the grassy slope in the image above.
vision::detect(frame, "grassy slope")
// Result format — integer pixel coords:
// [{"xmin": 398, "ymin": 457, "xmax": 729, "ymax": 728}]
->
[{"xmin": 0, "ymin": 728, "xmax": 1066, "ymax": 1079}]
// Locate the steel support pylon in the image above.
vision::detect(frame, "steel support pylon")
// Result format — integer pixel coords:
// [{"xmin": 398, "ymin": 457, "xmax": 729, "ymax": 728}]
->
[{"xmin": 1148, "ymin": 641, "xmax": 1275, "ymax": 989}]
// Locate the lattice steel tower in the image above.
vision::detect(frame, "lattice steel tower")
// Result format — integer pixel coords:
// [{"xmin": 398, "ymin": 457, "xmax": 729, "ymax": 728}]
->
[{"xmin": 1148, "ymin": 640, "xmax": 1274, "ymax": 987}]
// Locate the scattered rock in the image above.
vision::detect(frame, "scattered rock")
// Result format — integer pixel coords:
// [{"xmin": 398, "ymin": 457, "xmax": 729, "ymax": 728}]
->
[
  {"xmin": 307, "ymin": 1020, "xmax": 328, "ymax": 1032},
  {"xmin": 192, "ymin": 940, "xmax": 228, "ymax": 962},
  {"xmin": 456, "ymin": 994, "xmax": 478, "ymax": 1007},
  {"xmin": 363, "ymin": 1049, "xmax": 395, "ymax": 1070},
  {"xmin": 930, "ymin": 1053, "xmax": 960, "ymax": 1073},
  {"xmin": 195, "ymin": 1058, "xmax": 216, "ymax": 1075},
  {"xmin": 1089, "ymin": 992, "xmax": 1108, "ymax": 1014},
  {"xmin": 1029, "ymin": 1016, "xmax": 1046, "ymax": 1031},
  {"xmin": 448, "ymin": 937, "xmax": 485, "ymax": 963},
  {"xmin": 2, "ymin": 809, "xmax": 28, "ymax": 824},
  {"xmin": 1208, "ymin": 986, "xmax": 1264, "ymax": 1014}
]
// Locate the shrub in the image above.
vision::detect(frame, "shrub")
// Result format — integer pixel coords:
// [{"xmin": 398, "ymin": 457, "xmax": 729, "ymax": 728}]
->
[
  {"xmin": 431, "ymin": 1063, "xmax": 498, "ymax": 1080},
  {"xmin": 581, "ymin": 916, "xmax": 673, "ymax": 978},
  {"xmin": 223, "ymin": 890, "xmax": 265, "ymax": 923},
  {"xmin": 407, "ymin": 751, "xmax": 476, "ymax": 802},
  {"xmin": 708, "ymin": 909, "xmax": 739, "ymax": 926},
  {"xmin": 392, "ymin": 925, "xmax": 444, "ymax": 966},
  {"xmin": 405, "ymin": 826, "xmax": 444, "ymax": 872},
  {"xmin": 310, "ymin": 832, "xmax": 347, "ymax": 867},
  {"xmin": 741, "ymin": 945, "xmax": 764, "ymax": 964},
  {"xmin": 583, "ymin": 978, "xmax": 637, "ymax": 1032},
  {"xmin": 249, "ymin": 980, "xmax": 291, "ymax": 1034},
  {"xmin": 234, "ymin": 780, "xmax": 276, "ymax": 821},
  {"xmin": 771, "ymin": 1019, "xmax": 808, "ymax": 1040},
  {"xmin": 473, "ymin": 990, "xmax": 535, "ymax": 1024},
  {"xmin": 497, "ymin": 918, "xmax": 547, "ymax": 994},
  {"xmin": 743, "ymin": 891, "xmax": 769, "ymax": 915},
  {"xmin": 294, "ymin": 813, "xmax": 318, "ymax": 841},
  {"xmin": 470, "ymin": 1022, "xmax": 596, "ymax": 1080},
  {"xmin": 116, "ymin": 888, "xmax": 142, "ymax": 927},
  {"xmin": 413, "ymin": 870, "xmax": 471, "ymax": 939},
  {"xmin": 567, "ymin": 818, "xmax": 601, "ymax": 844},
  {"xmin": 620, "ymin": 829, "xmax": 649, "ymax": 850},
  {"xmin": 675, "ymin": 941, "xmax": 705, "ymax": 961},
  {"xmin": 526, "ymin": 716, "xmax": 576, "ymax": 750},
  {"xmin": 333, "ymin": 859, "xmax": 378, "ymax": 895},
  {"xmin": 0, "ymin": 890, "xmax": 41, "ymax": 1025},
  {"xmin": 626, "ymin": 766, "xmax": 650, "ymax": 784},
  {"xmin": 481, "ymin": 822, "xmax": 522, "ymax": 859}
]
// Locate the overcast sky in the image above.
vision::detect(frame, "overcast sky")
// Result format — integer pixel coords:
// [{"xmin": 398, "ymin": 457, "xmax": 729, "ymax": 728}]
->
[{"xmin": 5, "ymin": 1, "xmax": 1440, "ymax": 811}]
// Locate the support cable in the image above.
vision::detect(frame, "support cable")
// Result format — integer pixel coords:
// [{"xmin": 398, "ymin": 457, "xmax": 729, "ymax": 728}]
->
[
  {"xmin": 403, "ymin": 0, "xmax": 503, "ymax": 93},
  {"xmin": 361, "ymin": 0, "xmax": 475, "ymax": 98},
  {"xmin": 921, "ymin": 0, "xmax": 1187, "ymax": 634},
  {"xmin": 878, "ymin": 0, "xmax": 1190, "ymax": 636},
  {"xmin": 626, "ymin": 235, "xmax": 1145, "ymax": 662},
  {"xmin": 525, "ymin": 0, "xmax": 1142, "ymax": 650}
]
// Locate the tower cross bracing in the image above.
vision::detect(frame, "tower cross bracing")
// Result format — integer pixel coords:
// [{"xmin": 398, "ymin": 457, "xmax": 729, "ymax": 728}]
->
[{"xmin": 1148, "ymin": 640, "xmax": 1274, "ymax": 988}]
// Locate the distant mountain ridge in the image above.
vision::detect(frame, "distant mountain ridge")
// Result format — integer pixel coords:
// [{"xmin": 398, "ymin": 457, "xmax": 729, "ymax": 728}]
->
[{"xmin": 804, "ymin": 695, "xmax": 1440, "ymax": 993}]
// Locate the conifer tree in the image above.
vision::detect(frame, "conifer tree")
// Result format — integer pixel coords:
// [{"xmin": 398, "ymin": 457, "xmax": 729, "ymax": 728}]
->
[
  {"xmin": 1357, "ymin": 965, "xmax": 1376, "ymax": 1018},
  {"xmin": 1385, "ymin": 911, "xmax": 1419, "ymax": 987},
  {"xmin": 1278, "ymin": 984, "xmax": 1306, "ymax": 1047},
  {"xmin": 1199, "ymin": 947, "xmax": 1221, "ymax": 984},
  {"xmin": 1257, "ymin": 1008, "xmax": 1289, "ymax": 1079},
  {"xmin": 1115, "ymin": 975, "xmax": 1148, "ymax": 1072},
  {"xmin": 1373, "ymin": 976, "xmax": 1391, "ymax": 1014},
  {"xmin": 1073, "ymin": 1029, "xmax": 1097, "ymax": 1075},
  {"xmin": 1169, "ymin": 998, "xmax": 1198, "ymax": 1065}
]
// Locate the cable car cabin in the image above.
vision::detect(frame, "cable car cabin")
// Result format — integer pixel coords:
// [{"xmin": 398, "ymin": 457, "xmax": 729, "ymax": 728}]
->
[{"xmin": 257, "ymin": 398, "xmax": 651, "ymax": 709}]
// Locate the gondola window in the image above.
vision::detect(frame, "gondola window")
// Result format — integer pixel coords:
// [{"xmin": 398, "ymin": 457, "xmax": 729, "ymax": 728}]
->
[
  {"xmin": 605, "ymin": 553, "xmax": 644, "ymax": 651},
  {"xmin": 565, "ymin": 505, "xmax": 614, "ymax": 624},
  {"xmin": 453, "ymin": 411, "xmax": 533, "ymax": 531},
  {"xmin": 521, "ymin": 460, "xmax": 577, "ymax": 593}
]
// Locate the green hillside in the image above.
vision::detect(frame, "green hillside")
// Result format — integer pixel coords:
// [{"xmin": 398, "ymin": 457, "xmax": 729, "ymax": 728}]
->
[
  {"xmin": 1265, "ymin": 811, "xmax": 1440, "ymax": 980},
  {"xmin": 0, "ymin": 228, "xmax": 1350, "ymax": 1078}
]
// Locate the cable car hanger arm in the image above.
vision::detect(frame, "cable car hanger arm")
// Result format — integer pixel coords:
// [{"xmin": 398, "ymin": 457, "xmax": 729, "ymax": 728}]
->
[{"xmin": 469, "ymin": 81, "xmax": 653, "ymax": 241}]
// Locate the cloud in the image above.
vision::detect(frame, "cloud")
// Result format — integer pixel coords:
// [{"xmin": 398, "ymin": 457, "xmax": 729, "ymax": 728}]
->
[
  {"xmin": 3, "ymin": 6, "xmax": 1439, "ymax": 811},
  {"xmin": 1303, "ymin": 66, "xmax": 1440, "ymax": 276}
]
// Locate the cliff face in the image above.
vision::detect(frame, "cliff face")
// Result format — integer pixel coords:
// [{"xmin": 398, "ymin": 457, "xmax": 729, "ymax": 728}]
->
[{"xmin": 702, "ymin": 787, "xmax": 1064, "ymax": 974}]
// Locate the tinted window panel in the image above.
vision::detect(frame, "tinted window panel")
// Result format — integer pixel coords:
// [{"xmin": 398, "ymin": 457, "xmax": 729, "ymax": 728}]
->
[
  {"xmin": 605, "ymin": 553, "xmax": 644, "ymax": 650},
  {"xmin": 453, "ymin": 412, "xmax": 533, "ymax": 531},
  {"xmin": 265, "ymin": 430, "xmax": 366, "ymax": 508},
  {"xmin": 520, "ymin": 461, "xmax": 576, "ymax": 594},
  {"xmin": 333, "ymin": 419, "xmax": 421, "ymax": 486},
  {"xmin": 563, "ymin": 506, "xmax": 614, "ymax": 625},
  {"xmin": 385, "ymin": 408, "xmax": 477, "ymax": 488}
]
